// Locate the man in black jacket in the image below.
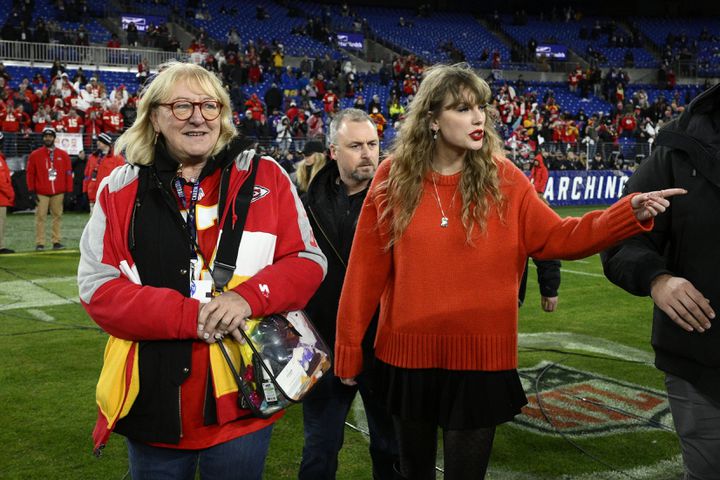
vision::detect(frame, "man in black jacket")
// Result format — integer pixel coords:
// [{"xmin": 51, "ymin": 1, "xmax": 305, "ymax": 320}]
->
[
  {"xmin": 601, "ymin": 83, "xmax": 719, "ymax": 479},
  {"xmin": 300, "ymin": 108, "xmax": 398, "ymax": 479},
  {"xmin": 519, "ymin": 259, "xmax": 561, "ymax": 311}
]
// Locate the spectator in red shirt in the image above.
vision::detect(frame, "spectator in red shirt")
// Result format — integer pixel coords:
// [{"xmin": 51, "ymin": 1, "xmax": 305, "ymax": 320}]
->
[
  {"xmin": 248, "ymin": 59, "xmax": 262, "ymax": 84},
  {"xmin": 83, "ymin": 132, "xmax": 124, "ymax": 209},
  {"xmin": 568, "ymin": 65, "xmax": 583, "ymax": 93},
  {"xmin": 286, "ymin": 100, "xmax": 300, "ymax": 122},
  {"xmin": 619, "ymin": 112, "xmax": 637, "ymax": 137},
  {"xmin": 62, "ymin": 108, "xmax": 83, "ymax": 133},
  {"xmin": 107, "ymin": 33, "xmax": 121, "ymax": 49},
  {"xmin": 307, "ymin": 109, "xmax": 324, "ymax": 138},
  {"xmin": 530, "ymin": 150, "xmax": 549, "ymax": 201},
  {"xmin": 33, "ymin": 106, "xmax": 53, "ymax": 133},
  {"xmin": 314, "ymin": 74, "xmax": 326, "ymax": 97},
  {"xmin": 1, "ymin": 107, "xmax": 21, "ymax": 133},
  {"xmin": 51, "ymin": 110, "xmax": 66, "ymax": 132},
  {"xmin": 83, "ymin": 109, "xmax": 104, "ymax": 148},
  {"xmin": 323, "ymin": 88, "xmax": 338, "ymax": 113},
  {"xmin": 244, "ymin": 94, "xmax": 264, "ymax": 121},
  {"xmin": 102, "ymin": 103, "xmax": 124, "ymax": 134},
  {"xmin": 0, "ymin": 132, "xmax": 15, "ymax": 253}
]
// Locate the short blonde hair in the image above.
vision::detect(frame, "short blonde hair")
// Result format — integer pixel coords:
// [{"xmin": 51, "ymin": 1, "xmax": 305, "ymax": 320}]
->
[{"xmin": 115, "ymin": 61, "xmax": 236, "ymax": 166}]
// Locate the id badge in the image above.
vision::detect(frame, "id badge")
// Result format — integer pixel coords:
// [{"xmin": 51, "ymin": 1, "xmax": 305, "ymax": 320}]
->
[
  {"xmin": 190, "ymin": 279, "xmax": 214, "ymax": 303},
  {"xmin": 48, "ymin": 168, "xmax": 57, "ymax": 182}
]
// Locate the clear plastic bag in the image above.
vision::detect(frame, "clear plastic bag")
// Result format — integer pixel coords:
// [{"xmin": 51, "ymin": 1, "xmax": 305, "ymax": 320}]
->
[{"xmin": 218, "ymin": 310, "xmax": 332, "ymax": 418}]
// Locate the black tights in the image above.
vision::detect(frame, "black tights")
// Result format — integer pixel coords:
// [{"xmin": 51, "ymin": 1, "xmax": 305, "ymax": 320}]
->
[{"xmin": 393, "ymin": 416, "xmax": 496, "ymax": 480}]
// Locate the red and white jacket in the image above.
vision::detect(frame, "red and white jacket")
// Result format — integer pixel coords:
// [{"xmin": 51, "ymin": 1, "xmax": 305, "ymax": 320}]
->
[{"xmin": 78, "ymin": 149, "xmax": 327, "ymax": 452}]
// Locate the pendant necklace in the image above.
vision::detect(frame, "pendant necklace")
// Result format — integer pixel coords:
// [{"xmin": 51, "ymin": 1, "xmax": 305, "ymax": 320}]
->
[{"xmin": 430, "ymin": 173, "xmax": 458, "ymax": 228}]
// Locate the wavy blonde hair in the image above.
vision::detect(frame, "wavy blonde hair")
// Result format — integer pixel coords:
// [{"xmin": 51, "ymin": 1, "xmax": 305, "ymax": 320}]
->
[
  {"xmin": 114, "ymin": 61, "xmax": 237, "ymax": 166},
  {"xmin": 378, "ymin": 63, "xmax": 505, "ymax": 246},
  {"xmin": 295, "ymin": 152, "xmax": 327, "ymax": 192}
]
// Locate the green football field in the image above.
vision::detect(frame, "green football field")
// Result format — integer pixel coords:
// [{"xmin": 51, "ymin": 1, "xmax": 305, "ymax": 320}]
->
[{"xmin": 0, "ymin": 209, "xmax": 683, "ymax": 479}]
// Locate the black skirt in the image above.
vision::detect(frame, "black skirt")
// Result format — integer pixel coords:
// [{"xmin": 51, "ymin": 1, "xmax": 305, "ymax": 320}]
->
[{"xmin": 373, "ymin": 359, "xmax": 528, "ymax": 430}]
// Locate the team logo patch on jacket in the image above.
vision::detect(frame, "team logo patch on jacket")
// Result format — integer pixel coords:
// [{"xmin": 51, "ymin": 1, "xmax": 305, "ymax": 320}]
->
[
  {"xmin": 252, "ymin": 185, "xmax": 269, "ymax": 202},
  {"xmin": 513, "ymin": 362, "xmax": 673, "ymax": 436}
]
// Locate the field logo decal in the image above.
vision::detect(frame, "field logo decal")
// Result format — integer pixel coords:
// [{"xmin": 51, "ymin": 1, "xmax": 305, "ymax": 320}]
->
[{"xmin": 514, "ymin": 361, "xmax": 674, "ymax": 436}]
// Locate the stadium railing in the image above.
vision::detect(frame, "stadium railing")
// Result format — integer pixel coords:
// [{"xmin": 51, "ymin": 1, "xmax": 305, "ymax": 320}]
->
[
  {"xmin": 0, "ymin": 40, "xmax": 186, "ymax": 70},
  {"xmin": 1, "ymin": 132, "xmax": 651, "ymax": 171}
]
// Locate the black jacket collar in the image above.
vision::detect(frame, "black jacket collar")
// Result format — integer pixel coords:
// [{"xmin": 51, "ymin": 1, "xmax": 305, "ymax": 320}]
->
[{"xmin": 152, "ymin": 135, "xmax": 255, "ymax": 184}]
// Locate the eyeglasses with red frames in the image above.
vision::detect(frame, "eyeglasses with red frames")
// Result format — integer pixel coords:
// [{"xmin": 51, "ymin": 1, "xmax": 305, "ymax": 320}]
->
[{"xmin": 157, "ymin": 100, "xmax": 223, "ymax": 121}]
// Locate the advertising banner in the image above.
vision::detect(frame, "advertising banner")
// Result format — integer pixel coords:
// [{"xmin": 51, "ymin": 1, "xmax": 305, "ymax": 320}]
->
[
  {"xmin": 121, "ymin": 14, "xmax": 166, "ymax": 32},
  {"xmin": 336, "ymin": 32, "xmax": 364, "ymax": 50},
  {"xmin": 535, "ymin": 44, "xmax": 568, "ymax": 60},
  {"xmin": 542, "ymin": 170, "xmax": 633, "ymax": 206}
]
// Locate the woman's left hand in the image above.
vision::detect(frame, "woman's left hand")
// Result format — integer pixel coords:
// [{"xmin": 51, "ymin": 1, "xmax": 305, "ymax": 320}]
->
[
  {"xmin": 630, "ymin": 188, "xmax": 687, "ymax": 222},
  {"xmin": 197, "ymin": 291, "xmax": 252, "ymax": 344}
]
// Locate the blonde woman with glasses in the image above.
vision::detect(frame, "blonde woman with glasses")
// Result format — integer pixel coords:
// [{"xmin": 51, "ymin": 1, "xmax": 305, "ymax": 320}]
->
[{"xmin": 78, "ymin": 61, "xmax": 326, "ymax": 479}]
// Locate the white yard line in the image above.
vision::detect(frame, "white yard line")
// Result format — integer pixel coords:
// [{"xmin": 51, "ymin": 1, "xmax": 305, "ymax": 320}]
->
[
  {"xmin": 32, "ymin": 276, "xmax": 77, "ymax": 284},
  {"xmin": 559, "ymin": 268, "xmax": 605, "ymax": 278},
  {"xmin": 26, "ymin": 309, "xmax": 56, "ymax": 322},
  {"xmin": 528, "ymin": 263, "xmax": 605, "ymax": 278},
  {"xmin": 0, "ymin": 277, "xmax": 78, "ymax": 312}
]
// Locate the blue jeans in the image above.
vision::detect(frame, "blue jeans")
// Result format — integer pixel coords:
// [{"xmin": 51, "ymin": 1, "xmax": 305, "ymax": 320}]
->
[
  {"xmin": 126, "ymin": 425, "xmax": 273, "ymax": 480},
  {"xmin": 299, "ymin": 370, "xmax": 398, "ymax": 480}
]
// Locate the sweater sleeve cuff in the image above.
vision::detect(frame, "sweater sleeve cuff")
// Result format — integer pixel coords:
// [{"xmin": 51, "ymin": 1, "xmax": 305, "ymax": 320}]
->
[
  {"xmin": 605, "ymin": 194, "xmax": 654, "ymax": 239},
  {"xmin": 333, "ymin": 344, "xmax": 364, "ymax": 379}
]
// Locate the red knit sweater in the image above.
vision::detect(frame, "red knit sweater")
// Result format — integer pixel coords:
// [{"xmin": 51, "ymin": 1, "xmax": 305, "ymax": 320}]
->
[{"xmin": 334, "ymin": 157, "xmax": 651, "ymax": 378}]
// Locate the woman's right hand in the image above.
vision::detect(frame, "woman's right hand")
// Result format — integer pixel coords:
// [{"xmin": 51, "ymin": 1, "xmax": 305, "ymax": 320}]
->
[
  {"xmin": 197, "ymin": 291, "xmax": 252, "ymax": 344},
  {"xmin": 630, "ymin": 188, "xmax": 686, "ymax": 222}
]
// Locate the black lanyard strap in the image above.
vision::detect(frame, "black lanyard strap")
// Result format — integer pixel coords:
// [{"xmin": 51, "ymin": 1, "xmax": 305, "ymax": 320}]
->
[
  {"xmin": 212, "ymin": 154, "xmax": 260, "ymax": 292},
  {"xmin": 151, "ymin": 170, "xmax": 206, "ymax": 262},
  {"xmin": 174, "ymin": 178, "xmax": 202, "ymax": 259}
]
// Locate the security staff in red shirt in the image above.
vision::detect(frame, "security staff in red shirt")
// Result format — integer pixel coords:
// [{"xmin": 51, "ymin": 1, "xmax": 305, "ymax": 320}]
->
[{"xmin": 26, "ymin": 127, "xmax": 72, "ymax": 250}]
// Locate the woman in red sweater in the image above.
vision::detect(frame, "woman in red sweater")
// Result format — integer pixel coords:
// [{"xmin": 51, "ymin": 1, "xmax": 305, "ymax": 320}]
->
[{"xmin": 334, "ymin": 64, "xmax": 683, "ymax": 479}]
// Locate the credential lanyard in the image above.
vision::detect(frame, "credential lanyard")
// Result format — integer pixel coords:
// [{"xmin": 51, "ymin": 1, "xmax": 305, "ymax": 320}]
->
[{"xmin": 173, "ymin": 178, "xmax": 202, "ymax": 261}]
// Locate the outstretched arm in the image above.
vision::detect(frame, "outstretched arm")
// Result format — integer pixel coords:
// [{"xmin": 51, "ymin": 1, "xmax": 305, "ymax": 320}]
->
[{"xmin": 629, "ymin": 188, "xmax": 686, "ymax": 222}]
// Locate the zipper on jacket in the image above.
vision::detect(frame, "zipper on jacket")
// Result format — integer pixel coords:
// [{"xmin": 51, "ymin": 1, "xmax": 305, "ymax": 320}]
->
[
  {"xmin": 178, "ymin": 386, "xmax": 183, "ymax": 438},
  {"xmin": 308, "ymin": 206, "xmax": 346, "ymax": 268},
  {"xmin": 129, "ymin": 198, "xmax": 141, "ymax": 250}
]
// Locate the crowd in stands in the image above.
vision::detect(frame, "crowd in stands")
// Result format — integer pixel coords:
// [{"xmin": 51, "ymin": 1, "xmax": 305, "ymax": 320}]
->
[
  {"xmin": 498, "ymin": 63, "xmax": 696, "ymax": 171},
  {"xmin": 0, "ymin": 45, "xmax": 703, "ymax": 175},
  {"xmin": 0, "ymin": 1, "xmax": 714, "ymax": 176},
  {"xmin": 0, "ymin": 60, "xmax": 139, "ymax": 157}
]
